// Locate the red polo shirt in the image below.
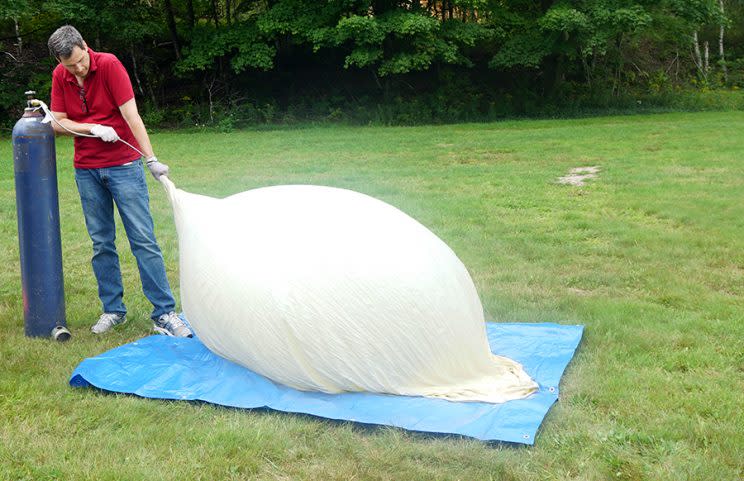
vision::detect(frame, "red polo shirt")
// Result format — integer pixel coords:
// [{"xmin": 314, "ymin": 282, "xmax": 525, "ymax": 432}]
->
[{"xmin": 50, "ymin": 48, "xmax": 141, "ymax": 169}]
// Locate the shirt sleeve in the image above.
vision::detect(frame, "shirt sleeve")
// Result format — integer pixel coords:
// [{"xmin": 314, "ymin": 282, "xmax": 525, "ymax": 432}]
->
[
  {"xmin": 50, "ymin": 68, "xmax": 66, "ymax": 113},
  {"xmin": 106, "ymin": 58, "xmax": 135, "ymax": 107}
]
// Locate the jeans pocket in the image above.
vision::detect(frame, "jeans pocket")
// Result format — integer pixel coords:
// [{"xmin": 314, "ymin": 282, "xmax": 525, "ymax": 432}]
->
[{"xmin": 108, "ymin": 159, "xmax": 147, "ymax": 193}]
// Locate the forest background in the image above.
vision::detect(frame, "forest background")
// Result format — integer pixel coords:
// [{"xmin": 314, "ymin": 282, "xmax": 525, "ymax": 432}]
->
[{"xmin": 1, "ymin": 0, "xmax": 743, "ymax": 129}]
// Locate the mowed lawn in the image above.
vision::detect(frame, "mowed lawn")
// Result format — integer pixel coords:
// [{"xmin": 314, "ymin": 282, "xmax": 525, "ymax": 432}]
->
[{"xmin": 1, "ymin": 111, "xmax": 742, "ymax": 480}]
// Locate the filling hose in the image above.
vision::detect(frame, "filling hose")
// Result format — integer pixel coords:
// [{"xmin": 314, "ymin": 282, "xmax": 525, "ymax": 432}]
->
[{"xmin": 31, "ymin": 99, "xmax": 147, "ymax": 159}]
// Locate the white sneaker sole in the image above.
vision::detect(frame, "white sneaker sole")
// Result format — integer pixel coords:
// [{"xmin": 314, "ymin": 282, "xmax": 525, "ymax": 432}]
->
[
  {"xmin": 152, "ymin": 325, "xmax": 175, "ymax": 336},
  {"xmin": 91, "ymin": 317, "xmax": 127, "ymax": 334},
  {"xmin": 153, "ymin": 324, "xmax": 193, "ymax": 338}
]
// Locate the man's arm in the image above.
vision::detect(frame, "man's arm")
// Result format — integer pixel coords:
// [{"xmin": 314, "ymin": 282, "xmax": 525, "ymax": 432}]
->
[
  {"xmin": 50, "ymin": 110, "xmax": 119, "ymax": 141},
  {"xmin": 119, "ymin": 98, "xmax": 154, "ymax": 158},
  {"xmin": 50, "ymin": 110, "xmax": 96, "ymax": 136},
  {"xmin": 120, "ymin": 98, "xmax": 169, "ymax": 179}
]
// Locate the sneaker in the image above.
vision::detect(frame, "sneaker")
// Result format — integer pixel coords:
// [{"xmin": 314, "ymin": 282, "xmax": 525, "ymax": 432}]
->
[
  {"xmin": 91, "ymin": 313, "xmax": 127, "ymax": 334},
  {"xmin": 153, "ymin": 311, "xmax": 193, "ymax": 338}
]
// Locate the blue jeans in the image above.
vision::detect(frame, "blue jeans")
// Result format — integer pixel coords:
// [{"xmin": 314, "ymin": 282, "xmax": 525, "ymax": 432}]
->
[{"xmin": 74, "ymin": 159, "xmax": 175, "ymax": 320}]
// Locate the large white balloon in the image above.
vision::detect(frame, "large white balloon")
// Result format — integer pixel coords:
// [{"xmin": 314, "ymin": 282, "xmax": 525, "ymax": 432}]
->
[{"xmin": 161, "ymin": 178, "xmax": 537, "ymax": 403}]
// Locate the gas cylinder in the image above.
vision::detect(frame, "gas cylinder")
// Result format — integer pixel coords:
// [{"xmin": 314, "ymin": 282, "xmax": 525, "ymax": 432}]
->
[{"xmin": 12, "ymin": 91, "xmax": 70, "ymax": 341}]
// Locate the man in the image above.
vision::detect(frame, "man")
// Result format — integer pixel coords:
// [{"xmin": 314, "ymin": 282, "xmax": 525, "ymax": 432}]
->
[{"xmin": 47, "ymin": 25, "xmax": 191, "ymax": 337}]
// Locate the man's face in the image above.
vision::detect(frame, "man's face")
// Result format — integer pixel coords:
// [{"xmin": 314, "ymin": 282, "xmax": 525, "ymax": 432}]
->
[{"xmin": 59, "ymin": 44, "xmax": 90, "ymax": 79}]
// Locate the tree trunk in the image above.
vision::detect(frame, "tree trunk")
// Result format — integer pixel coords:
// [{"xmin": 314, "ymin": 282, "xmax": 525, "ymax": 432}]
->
[
  {"xmin": 719, "ymin": 0, "xmax": 728, "ymax": 83},
  {"xmin": 692, "ymin": 31, "xmax": 706, "ymax": 81},
  {"xmin": 704, "ymin": 40, "xmax": 710, "ymax": 77},
  {"xmin": 130, "ymin": 47, "xmax": 145, "ymax": 97},
  {"xmin": 206, "ymin": 73, "xmax": 217, "ymax": 123},
  {"xmin": 186, "ymin": 0, "xmax": 195, "ymax": 30},
  {"xmin": 146, "ymin": 81, "xmax": 158, "ymax": 110},
  {"xmin": 211, "ymin": 0, "xmax": 220, "ymax": 28},
  {"xmin": 581, "ymin": 54, "xmax": 592, "ymax": 88},
  {"xmin": 163, "ymin": 0, "xmax": 182, "ymax": 60},
  {"xmin": 14, "ymin": 18, "xmax": 22, "ymax": 55},
  {"xmin": 226, "ymin": 0, "xmax": 232, "ymax": 25},
  {"xmin": 541, "ymin": 54, "xmax": 563, "ymax": 97}
]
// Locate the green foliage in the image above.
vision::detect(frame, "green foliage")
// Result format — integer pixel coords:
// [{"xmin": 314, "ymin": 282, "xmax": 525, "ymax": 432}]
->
[
  {"xmin": 492, "ymin": 1, "xmax": 654, "ymax": 74},
  {"xmin": 343, "ymin": 46, "xmax": 383, "ymax": 68},
  {"xmin": 0, "ymin": 0, "xmax": 743, "ymax": 128},
  {"xmin": 539, "ymin": 6, "xmax": 590, "ymax": 33},
  {"xmin": 0, "ymin": 0, "xmax": 32, "ymax": 21},
  {"xmin": 666, "ymin": 0, "xmax": 719, "ymax": 24},
  {"xmin": 332, "ymin": 11, "xmax": 493, "ymax": 75},
  {"xmin": 177, "ymin": 24, "xmax": 275, "ymax": 74},
  {"xmin": 335, "ymin": 15, "xmax": 386, "ymax": 46},
  {"xmin": 42, "ymin": 0, "xmax": 158, "ymax": 47},
  {"xmin": 490, "ymin": 31, "xmax": 552, "ymax": 69}
]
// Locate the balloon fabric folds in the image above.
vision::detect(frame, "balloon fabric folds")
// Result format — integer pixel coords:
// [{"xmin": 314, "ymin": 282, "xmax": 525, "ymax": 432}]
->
[{"xmin": 161, "ymin": 178, "xmax": 538, "ymax": 403}]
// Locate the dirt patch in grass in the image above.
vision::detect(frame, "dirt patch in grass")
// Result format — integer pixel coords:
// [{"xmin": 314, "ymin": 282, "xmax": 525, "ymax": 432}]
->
[{"xmin": 558, "ymin": 166, "xmax": 601, "ymax": 186}]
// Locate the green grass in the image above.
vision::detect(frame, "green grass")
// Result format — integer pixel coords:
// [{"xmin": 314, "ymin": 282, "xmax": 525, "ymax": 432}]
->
[{"xmin": 1, "ymin": 111, "xmax": 743, "ymax": 480}]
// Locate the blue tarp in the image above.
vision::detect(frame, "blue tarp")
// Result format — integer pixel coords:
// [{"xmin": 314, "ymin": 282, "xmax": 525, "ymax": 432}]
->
[{"xmin": 70, "ymin": 322, "xmax": 583, "ymax": 445}]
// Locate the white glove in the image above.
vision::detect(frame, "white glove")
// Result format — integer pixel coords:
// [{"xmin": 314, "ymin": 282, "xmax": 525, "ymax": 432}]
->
[
  {"xmin": 146, "ymin": 156, "xmax": 169, "ymax": 180},
  {"xmin": 90, "ymin": 124, "xmax": 119, "ymax": 142}
]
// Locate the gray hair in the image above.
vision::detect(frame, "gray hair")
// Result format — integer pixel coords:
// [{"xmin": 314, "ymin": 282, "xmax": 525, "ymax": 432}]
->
[{"xmin": 48, "ymin": 25, "xmax": 85, "ymax": 59}]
